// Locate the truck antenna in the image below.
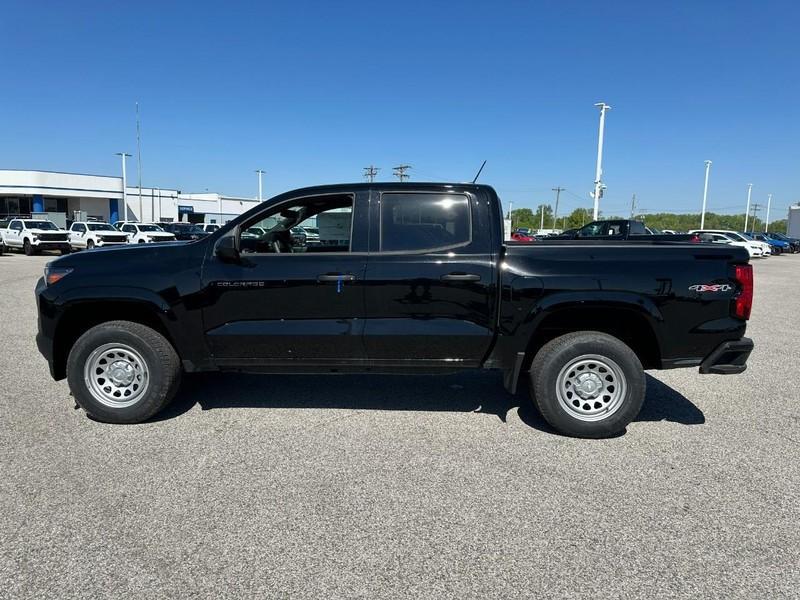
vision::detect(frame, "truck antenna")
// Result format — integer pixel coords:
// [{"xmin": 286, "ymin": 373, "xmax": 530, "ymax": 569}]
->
[{"xmin": 472, "ymin": 160, "xmax": 487, "ymax": 184}]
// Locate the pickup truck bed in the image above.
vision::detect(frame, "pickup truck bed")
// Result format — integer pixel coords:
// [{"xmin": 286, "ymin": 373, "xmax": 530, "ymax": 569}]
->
[{"xmin": 35, "ymin": 182, "xmax": 753, "ymax": 438}]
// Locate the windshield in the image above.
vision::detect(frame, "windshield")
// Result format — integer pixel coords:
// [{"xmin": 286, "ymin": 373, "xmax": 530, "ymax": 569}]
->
[
  {"xmin": 738, "ymin": 232, "xmax": 754, "ymax": 240},
  {"xmin": 26, "ymin": 221, "xmax": 59, "ymax": 230},
  {"xmin": 87, "ymin": 223, "xmax": 116, "ymax": 231},
  {"xmin": 138, "ymin": 225, "xmax": 164, "ymax": 232}
]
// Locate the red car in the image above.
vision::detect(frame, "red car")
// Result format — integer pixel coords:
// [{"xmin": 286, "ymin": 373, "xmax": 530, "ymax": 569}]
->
[{"xmin": 511, "ymin": 231, "xmax": 536, "ymax": 242}]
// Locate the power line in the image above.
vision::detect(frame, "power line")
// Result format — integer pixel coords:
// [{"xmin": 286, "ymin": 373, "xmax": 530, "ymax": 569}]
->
[
  {"xmin": 363, "ymin": 165, "xmax": 380, "ymax": 182},
  {"xmin": 392, "ymin": 164, "xmax": 412, "ymax": 182}
]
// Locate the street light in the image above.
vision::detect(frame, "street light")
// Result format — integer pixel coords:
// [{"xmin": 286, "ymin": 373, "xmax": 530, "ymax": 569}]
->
[
  {"xmin": 592, "ymin": 102, "xmax": 611, "ymax": 221},
  {"xmin": 255, "ymin": 169, "xmax": 265, "ymax": 201},
  {"xmin": 115, "ymin": 152, "xmax": 132, "ymax": 221},
  {"xmin": 744, "ymin": 183, "xmax": 753, "ymax": 231},
  {"xmin": 700, "ymin": 160, "xmax": 712, "ymax": 229}
]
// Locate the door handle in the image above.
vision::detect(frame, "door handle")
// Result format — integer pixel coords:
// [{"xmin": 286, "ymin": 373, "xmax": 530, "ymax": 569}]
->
[
  {"xmin": 440, "ymin": 273, "xmax": 481, "ymax": 282},
  {"xmin": 317, "ymin": 274, "xmax": 356, "ymax": 283}
]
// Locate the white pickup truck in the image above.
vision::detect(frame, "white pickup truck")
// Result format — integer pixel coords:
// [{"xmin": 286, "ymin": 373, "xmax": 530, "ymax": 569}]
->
[
  {"xmin": 68, "ymin": 221, "xmax": 130, "ymax": 250},
  {"xmin": 3, "ymin": 219, "xmax": 71, "ymax": 255},
  {"xmin": 117, "ymin": 222, "xmax": 176, "ymax": 244}
]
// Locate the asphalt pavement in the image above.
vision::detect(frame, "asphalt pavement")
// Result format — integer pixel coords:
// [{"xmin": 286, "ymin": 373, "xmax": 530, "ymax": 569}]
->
[{"xmin": 0, "ymin": 251, "xmax": 798, "ymax": 599}]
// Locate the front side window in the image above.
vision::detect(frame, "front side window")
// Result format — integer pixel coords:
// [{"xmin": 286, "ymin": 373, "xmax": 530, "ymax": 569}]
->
[
  {"xmin": 11, "ymin": 220, "xmax": 22, "ymax": 231},
  {"xmin": 240, "ymin": 194, "xmax": 353, "ymax": 254},
  {"xmin": 122, "ymin": 225, "xmax": 135, "ymax": 233},
  {"xmin": 380, "ymin": 193, "xmax": 470, "ymax": 252},
  {"xmin": 88, "ymin": 223, "xmax": 115, "ymax": 231}
]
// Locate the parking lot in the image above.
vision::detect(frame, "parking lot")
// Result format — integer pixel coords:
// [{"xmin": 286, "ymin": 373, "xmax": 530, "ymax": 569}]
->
[{"xmin": 0, "ymin": 252, "xmax": 797, "ymax": 598}]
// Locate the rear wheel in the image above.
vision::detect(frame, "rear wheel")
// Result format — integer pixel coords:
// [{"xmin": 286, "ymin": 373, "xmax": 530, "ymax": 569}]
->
[
  {"xmin": 66, "ymin": 320, "xmax": 182, "ymax": 423},
  {"xmin": 530, "ymin": 331, "xmax": 646, "ymax": 438}
]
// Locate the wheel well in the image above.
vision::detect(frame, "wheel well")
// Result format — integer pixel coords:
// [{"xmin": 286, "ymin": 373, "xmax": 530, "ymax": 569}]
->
[
  {"xmin": 524, "ymin": 306, "xmax": 661, "ymax": 370},
  {"xmin": 52, "ymin": 302, "xmax": 175, "ymax": 380}
]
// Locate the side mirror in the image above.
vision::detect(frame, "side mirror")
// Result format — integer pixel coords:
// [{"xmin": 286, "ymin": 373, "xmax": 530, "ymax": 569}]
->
[{"xmin": 215, "ymin": 234, "xmax": 240, "ymax": 263}]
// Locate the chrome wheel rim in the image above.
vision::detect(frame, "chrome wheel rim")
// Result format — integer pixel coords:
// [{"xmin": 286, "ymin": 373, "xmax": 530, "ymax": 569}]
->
[
  {"xmin": 556, "ymin": 354, "xmax": 627, "ymax": 422},
  {"xmin": 84, "ymin": 343, "xmax": 149, "ymax": 408}
]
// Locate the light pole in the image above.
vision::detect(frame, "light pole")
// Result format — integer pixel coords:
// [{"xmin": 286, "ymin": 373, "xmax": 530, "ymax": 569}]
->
[
  {"xmin": 744, "ymin": 183, "xmax": 752, "ymax": 231},
  {"xmin": 255, "ymin": 169, "xmax": 265, "ymax": 201},
  {"xmin": 136, "ymin": 102, "xmax": 143, "ymax": 221},
  {"xmin": 765, "ymin": 193, "xmax": 772, "ymax": 232},
  {"xmin": 115, "ymin": 152, "xmax": 132, "ymax": 221},
  {"xmin": 700, "ymin": 160, "xmax": 712, "ymax": 229},
  {"xmin": 592, "ymin": 102, "xmax": 611, "ymax": 221}
]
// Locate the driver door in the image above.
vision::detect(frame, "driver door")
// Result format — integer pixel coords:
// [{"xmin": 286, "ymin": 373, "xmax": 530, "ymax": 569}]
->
[{"xmin": 200, "ymin": 190, "xmax": 369, "ymax": 367}]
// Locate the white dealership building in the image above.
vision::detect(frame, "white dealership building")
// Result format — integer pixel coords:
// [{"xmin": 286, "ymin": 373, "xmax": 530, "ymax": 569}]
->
[{"xmin": 0, "ymin": 169, "xmax": 260, "ymax": 226}]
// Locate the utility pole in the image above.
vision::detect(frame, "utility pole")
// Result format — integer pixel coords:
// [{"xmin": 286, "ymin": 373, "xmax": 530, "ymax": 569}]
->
[
  {"xmin": 136, "ymin": 101, "xmax": 143, "ymax": 222},
  {"xmin": 539, "ymin": 204, "xmax": 545, "ymax": 231},
  {"xmin": 630, "ymin": 193, "xmax": 637, "ymax": 219},
  {"xmin": 392, "ymin": 164, "xmax": 411, "ymax": 182},
  {"xmin": 750, "ymin": 203, "xmax": 761, "ymax": 232},
  {"xmin": 765, "ymin": 194, "xmax": 772, "ymax": 232},
  {"xmin": 744, "ymin": 183, "xmax": 752, "ymax": 231},
  {"xmin": 551, "ymin": 187, "xmax": 565, "ymax": 229},
  {"xmin": 363, "ymin": 165, "xmax": 380, "ymax": 182},
  {"xmin": 592, "ymin": 102, "xmax": 611, "ymax": 220},
  {"xmin": 700, "ymin": 160, "xmax": 712, "ymax": 229},
  {"xmin": 115, "ymin": 152, "xmax": 132, "ymax": 222},
  {"xmin": 255, "ymin": 169, "xmax": 265, "ymax": 201}
]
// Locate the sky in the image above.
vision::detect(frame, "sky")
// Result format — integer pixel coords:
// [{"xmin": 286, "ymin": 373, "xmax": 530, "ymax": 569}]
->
[{"xmin": 1, "ymin": 0, "xmax": 798, "ymax": 218}]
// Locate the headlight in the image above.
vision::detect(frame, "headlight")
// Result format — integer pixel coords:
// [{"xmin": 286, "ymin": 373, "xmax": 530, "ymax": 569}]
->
[
  {"xmin": 31, "ymin": 234, "xmax": 39, "ymax": 241},
  {"xmin": 44, "ymin": 266, "xmax": 73, "ymax": 286}
]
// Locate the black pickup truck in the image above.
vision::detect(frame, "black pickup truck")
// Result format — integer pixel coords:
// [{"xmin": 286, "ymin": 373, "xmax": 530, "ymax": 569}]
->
[{"xmin": 35, "ymin": 183, "xmax": 754, "ymax": 438}]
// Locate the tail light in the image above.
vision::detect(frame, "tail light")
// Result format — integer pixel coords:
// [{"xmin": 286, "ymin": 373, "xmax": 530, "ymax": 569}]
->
[
  {"xmin": 689, "ymin": 234, "xmax": 702, "ymax": 243},
  {"xmin": 733, "ymin": 264, "xmax": 753, "ymax": 320}
]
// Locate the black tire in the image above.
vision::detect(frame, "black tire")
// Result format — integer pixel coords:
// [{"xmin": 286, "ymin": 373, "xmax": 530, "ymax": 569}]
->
[
  {"xmin": 138, "ymin": 239, "xmax": 146, "ymax": 244},
  {"xmin": 60, "ymin": 246, "xmax": 71, "ymax": 255},
  {"xmin": 87, "ymin": 239, "xmax": 95, "ymax": 250},
  {"xmin": 529, "ymin": 331, "xmax": 646, "ymax": 438},
  {"xmin": 23, "ymin": 239, "xmax": 34, "ymax": 256},
  {"xmin": 66, "ymin": 320, "xmax": 182, "ymax": 424}
]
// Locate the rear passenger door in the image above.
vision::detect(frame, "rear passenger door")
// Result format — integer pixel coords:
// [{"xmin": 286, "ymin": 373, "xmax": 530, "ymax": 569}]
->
[
  {"xmin": 6, "ymin": 220, "xmax": 22, "ymax": 247},
  {"xmin": 362, "ymin": 189, "xmax": 497, "ymax": 367}
]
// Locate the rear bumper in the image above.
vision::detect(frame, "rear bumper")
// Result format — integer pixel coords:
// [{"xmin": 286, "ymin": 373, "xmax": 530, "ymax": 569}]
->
[{"xmin": 699, "ymin": 337, "xmax": 753, "ymax": 375}]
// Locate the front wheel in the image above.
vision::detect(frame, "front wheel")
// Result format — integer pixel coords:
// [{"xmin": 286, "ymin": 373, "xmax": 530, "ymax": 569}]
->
[
  {"xmin": 23, "ymin": 239, "xmax": 34, "ymax": 256},
  {"xmin": 87, "ymin": 239, "xmax": 95, "ymax": 250},
  {"xmin": 66, "ymin": 320, "xmax": 182, "ymax": 423},
  {"xmin": 530, "ymin": 331, "xmax": 646, "ymax": 438}
]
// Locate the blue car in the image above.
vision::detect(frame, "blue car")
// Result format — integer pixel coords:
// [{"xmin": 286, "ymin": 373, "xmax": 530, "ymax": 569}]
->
[
  {"xmin": 766, "ymin": 232, "xmax": 800, "ymax": 253},
  {"xmin": 747, "ymin": 232, "xmax": 789, "ymax": 255}
]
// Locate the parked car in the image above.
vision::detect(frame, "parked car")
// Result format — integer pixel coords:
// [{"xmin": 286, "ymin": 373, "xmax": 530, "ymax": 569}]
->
[
  {"xmin": 736, "ymin": 232, "xmax": 771, "ymax": 256},
  {"xmin": 4, "ymin": 219, "xmax": 70, "ymax": 255},
  {"xmin": 35, "ymin": 182, "xmax": 754, "ymax": 438},
  {"xmin": 688, "ymin": 230, "xmax": 765, "ymax": 258},
  {"xmin": 295, "ymin": 225, "xmax": 320, "ymax": 246},
  {"xmin": 200, "ymin": 224, "xmax": 221, "ymax": 233},
  {"xmin": 159, "ymin": 222, "xmax": 211, "ymax": 241},
  {"xmin": 68, "ymin": 222, "xmax": 130, "ymax": 250},
  {"xmin": 747, "ymin": 232, "xmax": 788, "ymax": 255},
  {"xmin": 511, "ymin": 231, "xmax": 536, "ymax": 241},
  {"xmin": 117, "ymin": 222, "xmax": 177, "ymax": 244},
  {"xmin": 0, "ymin": 218, "xmax": 9, "ymax": 254},
  {"xmin": 763, "ymin": 232, "xmax": 800, "ymax": 253},
  {"xmin": 555, "ymin": 220, "xmax": 702, "ymax": 242}
]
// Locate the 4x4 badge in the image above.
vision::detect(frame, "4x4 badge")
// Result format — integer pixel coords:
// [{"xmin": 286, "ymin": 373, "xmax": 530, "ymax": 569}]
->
[{"xmin": 689, "ymin": 284, "xmax": 732, "ymax": 292}]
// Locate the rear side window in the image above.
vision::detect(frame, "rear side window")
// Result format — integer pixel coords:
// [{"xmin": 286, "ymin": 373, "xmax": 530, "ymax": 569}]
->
[{"xmin": 380, "ymin": 193, "xmax": 471, "ymax": 252}]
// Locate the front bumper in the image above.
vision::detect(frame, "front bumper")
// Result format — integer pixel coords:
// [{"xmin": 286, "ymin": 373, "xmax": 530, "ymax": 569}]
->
[{"xmin": 699, "ymin": 337, "xmax": 754, "ymax": 374}]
